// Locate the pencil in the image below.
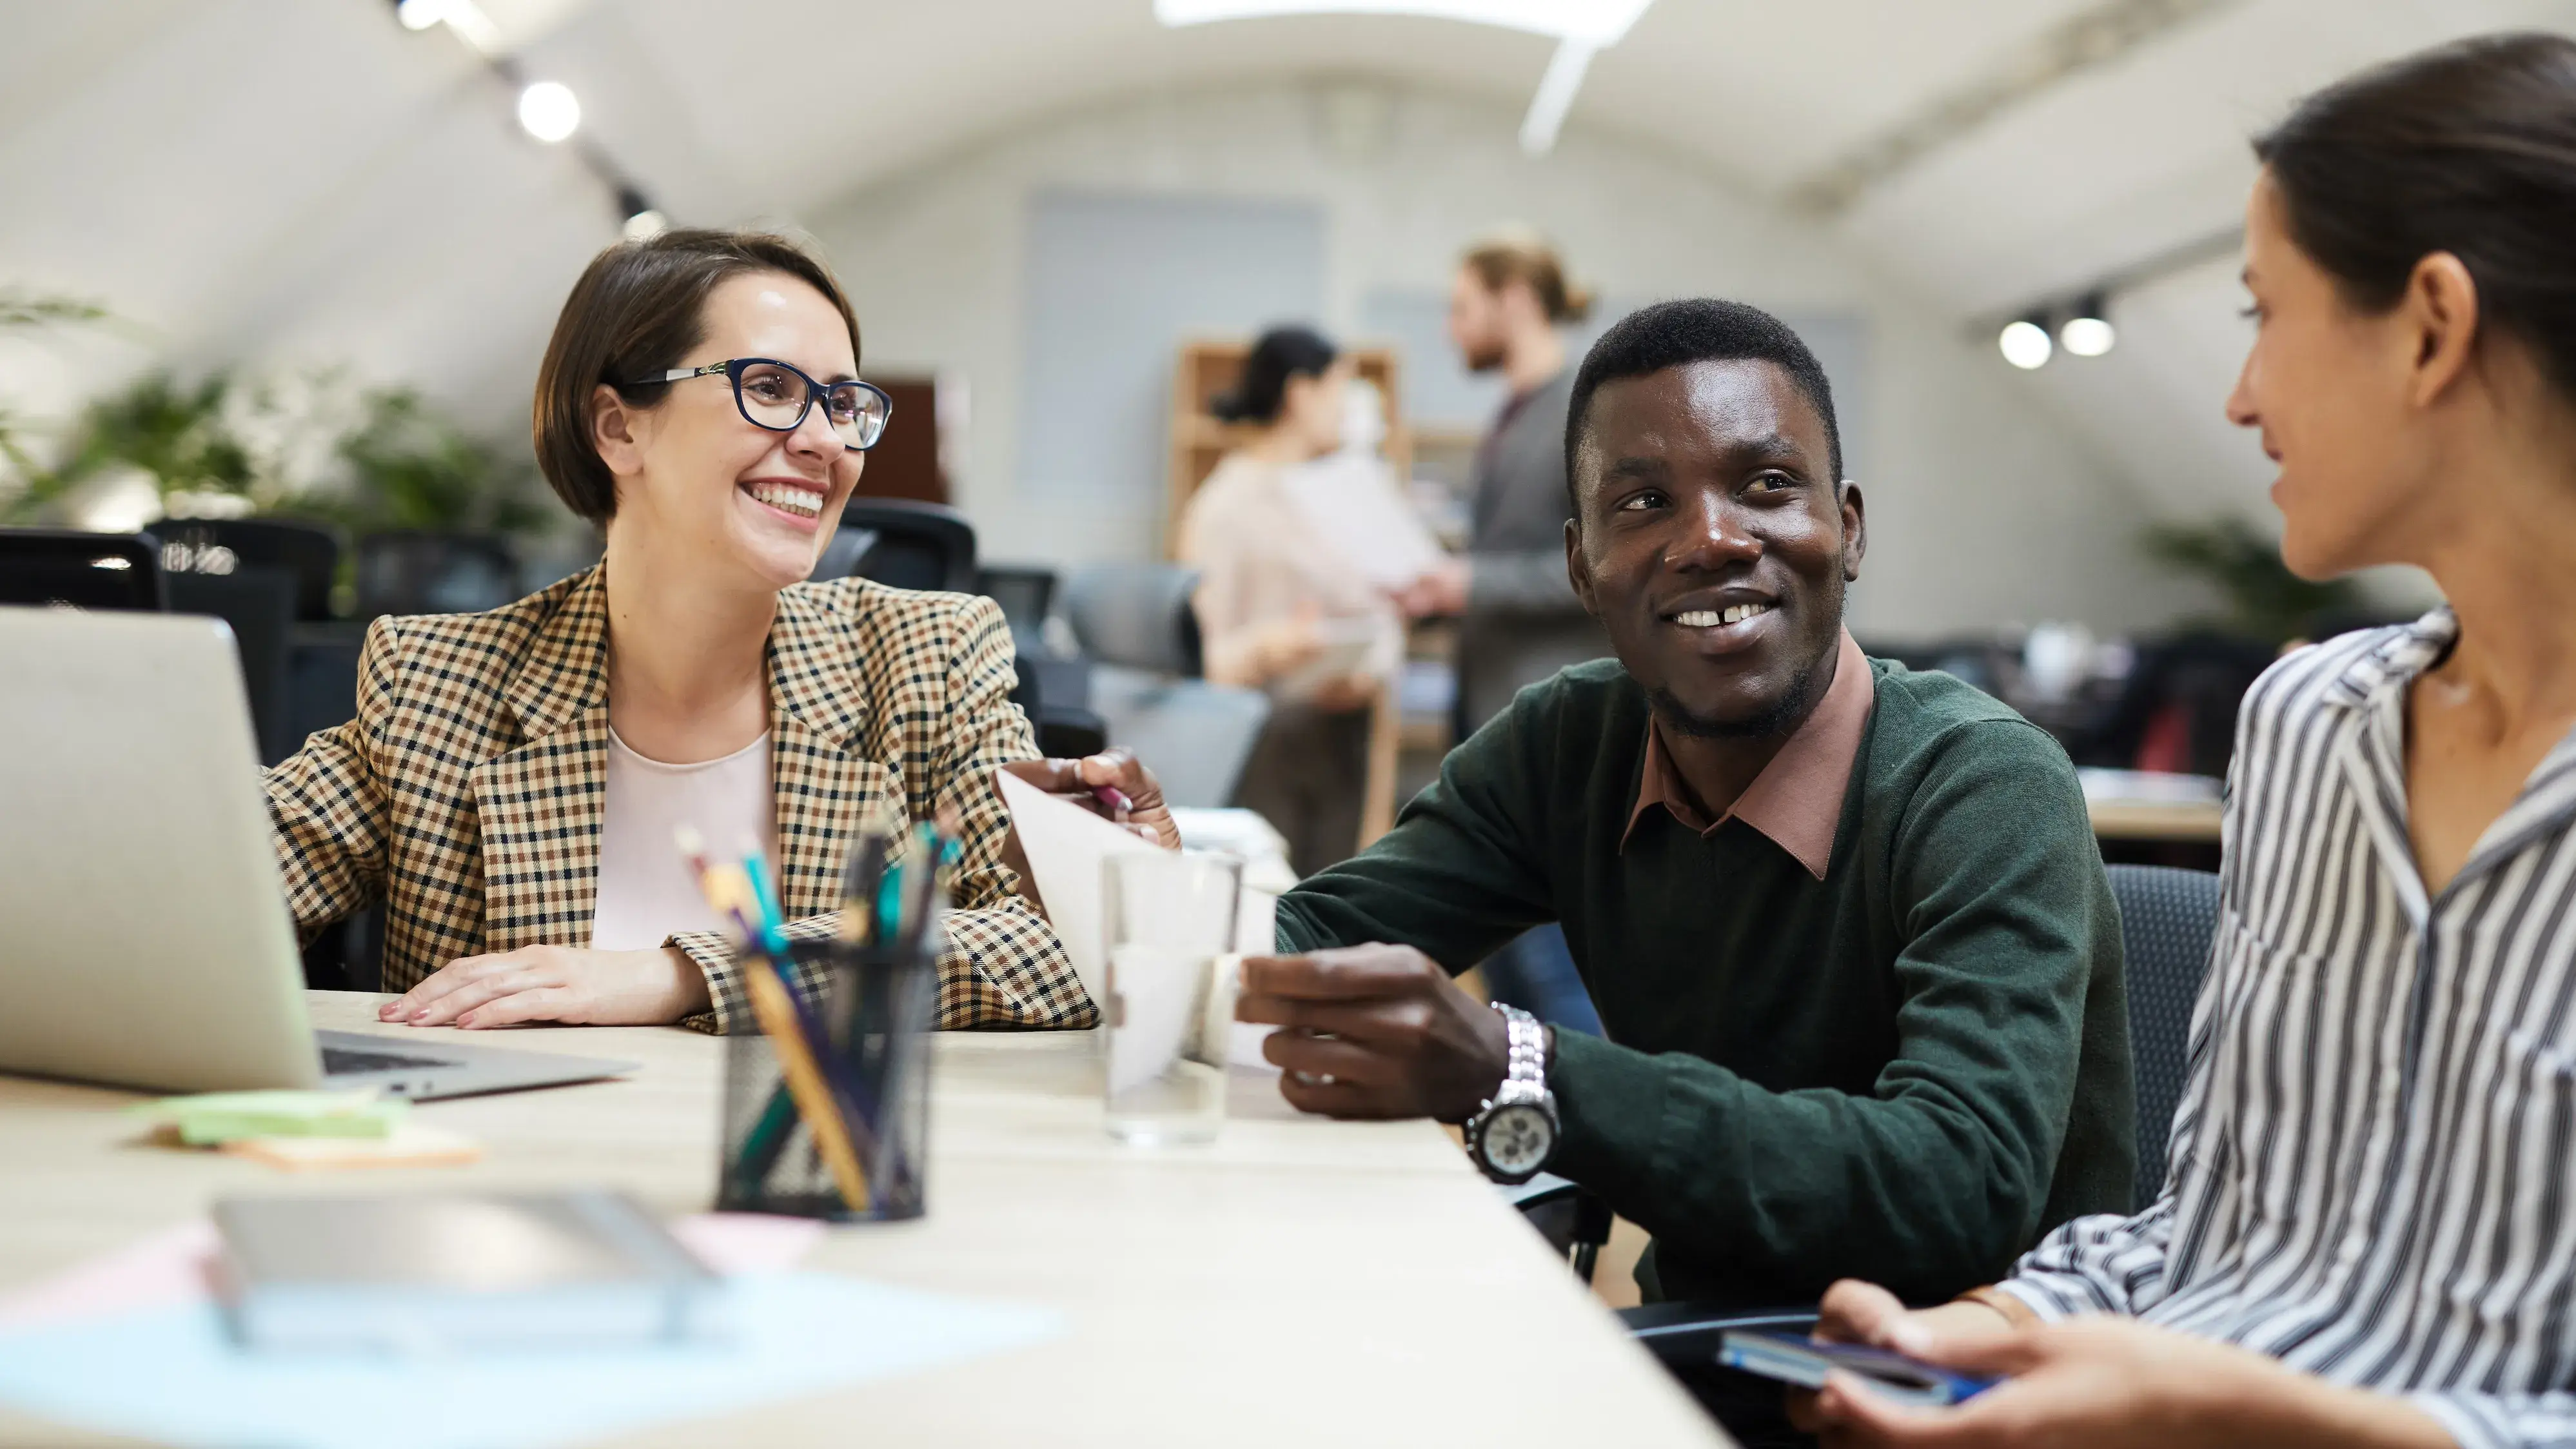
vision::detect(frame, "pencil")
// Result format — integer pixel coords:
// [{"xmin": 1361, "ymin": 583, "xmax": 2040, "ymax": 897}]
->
[
  {"xmin": 738, "ymin": 956, "xmax": 872, "ymax": 1212},
  {"xmin": 678, "ymin": 828, "xmax": 870, "ymax": 1211}
]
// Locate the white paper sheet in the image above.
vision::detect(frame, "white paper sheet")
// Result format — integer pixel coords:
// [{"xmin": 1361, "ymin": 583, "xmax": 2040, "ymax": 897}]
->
[
  {"xmin": 994, "ymin": 770, "xmax": 1161, "ymax": 1014},
  {"xmin": 1224, "ymin": 891, "xmax": 1282, "ymax": 1072},
  {"xmin": 1280, "ymin": 453, "xmax": 1448, "ymax": 589}
]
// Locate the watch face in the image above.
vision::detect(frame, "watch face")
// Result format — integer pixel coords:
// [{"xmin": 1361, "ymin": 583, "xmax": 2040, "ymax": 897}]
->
[{"xmin": 1481, "ymin": 1103, "xmax": 1555, "ymax": 1175}]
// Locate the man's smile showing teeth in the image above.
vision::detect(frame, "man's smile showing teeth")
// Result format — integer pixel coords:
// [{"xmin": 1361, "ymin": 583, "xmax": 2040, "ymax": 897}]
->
[
  {"xmin": 743, "ymin": 481, "xmax": 823, "ymax": 518},
  {"xmin": 1673, "ymin": 602, "xmax": 1775, "ymax": 628}
]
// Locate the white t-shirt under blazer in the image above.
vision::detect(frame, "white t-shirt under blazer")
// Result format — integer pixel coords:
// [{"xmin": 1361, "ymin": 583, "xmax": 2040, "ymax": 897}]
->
[{"xmin": 589, "ymin": 728, "xmax": 776, "ymax": 951}]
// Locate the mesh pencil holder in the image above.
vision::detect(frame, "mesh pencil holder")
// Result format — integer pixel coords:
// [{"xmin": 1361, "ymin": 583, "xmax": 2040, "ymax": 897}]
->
[{"xmin": 714, "ymin": 938, "xmax": 934, "ymax": 1222}]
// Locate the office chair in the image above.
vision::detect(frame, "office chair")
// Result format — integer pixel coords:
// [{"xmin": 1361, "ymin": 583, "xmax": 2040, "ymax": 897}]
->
[
  {"xmin": 166, "ymin": 569, "xmax": 298, "ymax": 765},
  {"xmin": 154, "ymin": 517, "xmax": 341, "ymax": 620},
  {"xmin": 355, "ymin": 530, "xmax": 521, "ymax": 618},
  {"xmin": 977, "ymin": 564, "xmax": 1057, "ymax": 649},
  {"xmin": 2103, "ymin": 862, "xmax": 2221, "ymax": 1206},
  {"xmin": 974, "ymin": 563, "xmax": 1110, "ymax": 760},
  {"xmin": 1061, "ymin": 564, "xmax": 1270, "ymax": 809},
  {"xmin": 1568, "ymin": 864, "xmax": 2225, "ymax": 1376},
  {"xmin": 0, "ymin": 528, "xmax": 164, "ymax": 610},
  {"xmin": 817, "ymin": 498, "xmax": 978, "ymax": 594}
]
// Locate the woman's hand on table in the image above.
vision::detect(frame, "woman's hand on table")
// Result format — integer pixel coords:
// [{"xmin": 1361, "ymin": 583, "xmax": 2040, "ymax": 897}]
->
[
  {"xmin": 380, "ymin": 945, "xmax": 712, "ymax": 1029},
  {"xmin": 1789, "ymin": 1278, "xmax": 2459, "ymax": 1449},
  {"xmin": 1001, "ymin": 746, "xmax": 1180, "ymax": 849}
]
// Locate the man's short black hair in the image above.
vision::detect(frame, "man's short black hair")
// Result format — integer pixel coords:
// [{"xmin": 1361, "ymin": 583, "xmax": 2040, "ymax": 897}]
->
[{"xmin": 1563, "ymin": 299, "xmax": 1844, "ymax": 500}]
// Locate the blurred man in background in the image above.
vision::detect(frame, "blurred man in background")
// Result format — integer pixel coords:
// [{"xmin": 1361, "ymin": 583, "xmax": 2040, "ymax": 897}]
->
[{"xmin": 1404, "ymin": 230, "xmax": 1608, "ymax": 1032}]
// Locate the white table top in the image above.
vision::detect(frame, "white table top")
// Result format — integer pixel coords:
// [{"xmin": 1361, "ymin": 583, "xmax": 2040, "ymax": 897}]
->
[{"xmin": 0, "ymin": 992, "xmax": 1727, "ymax": 1448}]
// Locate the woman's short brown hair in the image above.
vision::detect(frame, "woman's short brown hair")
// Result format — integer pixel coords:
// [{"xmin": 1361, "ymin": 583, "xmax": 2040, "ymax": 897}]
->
[
  {"xmin": 531, "ymin": 228, "xmax": 862, "ymax": 522},
  {"xmin": 1460, "ymin": 228, "xmax": 1595, "ymax": 324}
]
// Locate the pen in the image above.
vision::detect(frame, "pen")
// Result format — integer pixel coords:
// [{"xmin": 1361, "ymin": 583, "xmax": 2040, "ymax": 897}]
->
[{"xmin": 1090, "ymin": 783, "xmax": 1132, "ymax": 815}]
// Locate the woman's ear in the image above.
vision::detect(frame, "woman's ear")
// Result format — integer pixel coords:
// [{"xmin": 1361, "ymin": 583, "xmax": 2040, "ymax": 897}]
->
[
  {"xmin": 591, "ymin": 383, "xmax": 646, "ymax": 478},
  {"xmin": 2404, "ymin": 251, "xmax": 2481, "ymax": 409}
]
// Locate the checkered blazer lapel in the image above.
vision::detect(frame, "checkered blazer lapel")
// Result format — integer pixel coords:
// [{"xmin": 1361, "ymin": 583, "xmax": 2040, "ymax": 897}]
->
[
  {"xmin": 766, "ymin": 585, "xmax": 905, "ymax": 919},
  {"xmin": 472, "ymin": 566, "xmax": 612, "ymax": 950}
]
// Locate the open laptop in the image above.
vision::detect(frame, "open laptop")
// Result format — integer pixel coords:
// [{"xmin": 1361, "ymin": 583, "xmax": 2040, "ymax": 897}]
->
[{"xmin": 0, "ymin": 606, "xmax": 634, "ymax": 1099}]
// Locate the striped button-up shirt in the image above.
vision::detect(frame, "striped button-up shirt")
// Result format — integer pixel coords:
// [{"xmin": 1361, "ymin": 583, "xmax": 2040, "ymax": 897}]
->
[{"xmin": 2001, "ymin": 609, "xmax": 2576, "ymax": 1448}]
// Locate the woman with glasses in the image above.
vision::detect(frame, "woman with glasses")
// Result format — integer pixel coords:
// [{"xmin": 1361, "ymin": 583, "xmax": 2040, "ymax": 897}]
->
[{"xmin": 263, "ymin": 227, "xmax": 1166, "ymax": 1034}]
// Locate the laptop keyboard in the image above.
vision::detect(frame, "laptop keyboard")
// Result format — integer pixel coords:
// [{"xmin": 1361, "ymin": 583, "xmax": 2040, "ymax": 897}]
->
[{"xmin": 320, "ymin": 1045, "xmax": 457, "ymax": 1075}]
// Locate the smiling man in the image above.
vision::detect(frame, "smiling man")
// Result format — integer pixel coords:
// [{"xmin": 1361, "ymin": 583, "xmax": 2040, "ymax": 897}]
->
[{"xmin": 1243, "ymin": 301, "xmax": 2136, "ymax": 1338}]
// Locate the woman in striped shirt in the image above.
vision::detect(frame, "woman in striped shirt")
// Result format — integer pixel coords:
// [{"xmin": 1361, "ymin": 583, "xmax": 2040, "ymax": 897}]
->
[{"xmin": 1796, "ymin": 33, "xmax": 2576, "ymax": 1449}]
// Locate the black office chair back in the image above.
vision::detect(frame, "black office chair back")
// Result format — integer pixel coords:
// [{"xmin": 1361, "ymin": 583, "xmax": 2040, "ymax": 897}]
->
[
  {"xmin": 2106, "ymin": 863, "xmax": 2221, "ymax": 1209},
  {"xmin": 154, "ymin": 517, "xmax": 340, "ymax": 620},
  {"xmin": 1061, "ymin": 564, "xmax": 1203, "ymax": 676},
  {"xmin": 355, "ymin": 530, "xmax": 520, "ymax": 617},
  {"xmin": 977, "ymin": 564, "xmax": 1057, "ymax": 645},
  {"xmin": 0, "ymin": 528, "xmax": 165, "ymax": 609},
  {"xmin": 817, "ymin": 499, "xmax": 978, "ymax": 595}
]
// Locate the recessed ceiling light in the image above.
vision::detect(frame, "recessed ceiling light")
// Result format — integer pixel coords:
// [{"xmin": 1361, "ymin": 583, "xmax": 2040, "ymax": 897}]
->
[
  {"xmin": 517, "ymin": 81, "xmax": 581, "ymax": 143},
  {"xmin": 1999, "ymin": 319, "xmax": 2053, "ymax": 370},
  {"xmin": 1154, "ymin": 0, "xmax": 1653, "ymax": 48},
  {"xmin": 2060, "ymin": 294, "xmax": 2115, "ymax": 357}
]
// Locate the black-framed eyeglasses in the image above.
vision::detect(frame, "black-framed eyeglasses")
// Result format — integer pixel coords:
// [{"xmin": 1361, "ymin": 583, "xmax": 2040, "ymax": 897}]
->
[{"xmin": 633, "ymin": 357, "xmax": 892, "ymax": 451}]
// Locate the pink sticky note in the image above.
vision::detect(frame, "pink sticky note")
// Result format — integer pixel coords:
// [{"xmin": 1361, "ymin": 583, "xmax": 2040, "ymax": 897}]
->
[
  {"xmin": 0, "ymin": 1221, "xmax": 220, "ymax": 1334},
  {"xmin": 667, "ymin": 1212, "xmax": 827, "ymax": 1274}
]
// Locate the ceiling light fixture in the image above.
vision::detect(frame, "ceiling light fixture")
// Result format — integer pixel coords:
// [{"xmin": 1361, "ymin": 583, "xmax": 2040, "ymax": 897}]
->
[
  {"xmin": 1153, "ymin": 0, "xmax": 1651, "ymax": 46},
  {"xmin": 1154, "ymin": 0, "xmax": 1653, "ymax": 157},
  {"xmin": 516, "ymin": 81, "xmax": 581, "ymax": 143},
  {"xmin": 1517, "ymin": 38, "xmax": 1595, "ymax": 155},
  {"xmin": 1999, "ymin": 317, "xmax": 2054, "ymax": 370},
  {"xmin": 386, "ymin": 0, "xmax": 497, "ymax": 51},
  {"xmin": 2060, "ymin": 292, "xmax": 2115, "ymax": 357}
]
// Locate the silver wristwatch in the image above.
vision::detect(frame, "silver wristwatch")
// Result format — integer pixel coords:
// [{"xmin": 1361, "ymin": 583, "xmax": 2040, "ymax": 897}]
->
[{"xmin": 1465, "ymin": 1003, "xmax": 1558, "ymax": 1185}]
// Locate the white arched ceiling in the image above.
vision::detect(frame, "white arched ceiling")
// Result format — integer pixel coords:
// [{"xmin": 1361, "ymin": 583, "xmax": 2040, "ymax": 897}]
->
[{"xmin": 5, "ymin": 0, "xmax": 2572, "ymax": 607}]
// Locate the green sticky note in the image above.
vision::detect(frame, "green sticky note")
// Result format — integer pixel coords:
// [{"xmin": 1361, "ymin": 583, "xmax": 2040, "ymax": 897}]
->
[{"xmin": 129, "ymin": 1090, "xmax": 408, "ymax": 1146}]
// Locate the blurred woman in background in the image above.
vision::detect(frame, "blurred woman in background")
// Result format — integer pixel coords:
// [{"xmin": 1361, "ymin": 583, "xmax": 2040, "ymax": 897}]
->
[{"xmin": 1179, "ymin": 325, "xmax": 1402, "ymax": 878}]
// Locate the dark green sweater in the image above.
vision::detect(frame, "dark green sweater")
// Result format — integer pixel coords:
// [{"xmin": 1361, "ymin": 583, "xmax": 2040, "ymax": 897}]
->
[{"xmin": 1277, "ymin": 656, "xmax": 2135, "ymax": 1308}]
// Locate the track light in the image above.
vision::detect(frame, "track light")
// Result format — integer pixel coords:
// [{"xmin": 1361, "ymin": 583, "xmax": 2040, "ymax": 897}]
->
[
  {"xmin": 516, "ymin": 81, "xmax": 581, "ymax": 143},
  {"xmin": 1998, "ymin": 317, "xmax": 2053, "ymax": 370},
  {"xmin": 394, "ymin": 0, "xmax": 445, "ymax": 30},
  {"xmin": 2061, "ymin": 292, "xmax": 2115, "ymax": 357}
]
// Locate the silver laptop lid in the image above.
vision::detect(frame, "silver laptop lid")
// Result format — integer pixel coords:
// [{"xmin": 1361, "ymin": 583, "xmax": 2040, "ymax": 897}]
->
[{"xmin": 0, "ymin": 606, "xmax": 320, "ymax": 1092}]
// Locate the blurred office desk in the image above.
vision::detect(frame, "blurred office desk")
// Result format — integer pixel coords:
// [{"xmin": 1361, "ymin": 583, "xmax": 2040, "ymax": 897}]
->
[
  {"xmin": 0, "ymin": 992, "xmax": 1726, "ymax": 1449},
  {"xmin": 2089, "ymin": 797, "xmax": 2224, "ymax": 842},
  {"xmin": 2081, "ymin": 767, "xmax": 2224, "ymax": 872}
]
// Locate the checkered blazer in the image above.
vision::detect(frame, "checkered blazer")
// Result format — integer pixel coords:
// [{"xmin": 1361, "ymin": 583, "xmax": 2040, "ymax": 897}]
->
[{"xmin": 261, "ymin": 563, "xmax": 1095, "ymax": 1034}]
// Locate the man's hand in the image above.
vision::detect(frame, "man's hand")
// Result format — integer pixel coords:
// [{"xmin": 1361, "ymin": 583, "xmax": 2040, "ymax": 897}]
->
[
  {"xmin": 1235, "ymin": 944, "xmax": 1509, "ymax": 1121},
  {"xmin": 1002, "ymin": 747, "xmax": 1179, "ymax": 849},
  {"xmin": 1791, "ymin": 1294, "xmax": 2459, "ymax": 1449},
  {"xmin": 379, "ymin": 945, "xmax": 712, "ymax": 1029}
]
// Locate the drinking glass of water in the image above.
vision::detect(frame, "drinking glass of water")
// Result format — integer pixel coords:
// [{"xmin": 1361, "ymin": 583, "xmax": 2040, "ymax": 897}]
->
[{"xmin": 1102, "ymin": 851, "xmax": 1241, "ymax": 1145}]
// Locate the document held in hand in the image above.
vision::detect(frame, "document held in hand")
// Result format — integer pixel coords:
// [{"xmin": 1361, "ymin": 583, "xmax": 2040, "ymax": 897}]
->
[
  {"xmin": 994, "ymin": 771, "xmax": 1280, "ymax": 1070},
  {"xmin": 994, "ymin": 770, "xmax": 1161, "ymax": 1014}
]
